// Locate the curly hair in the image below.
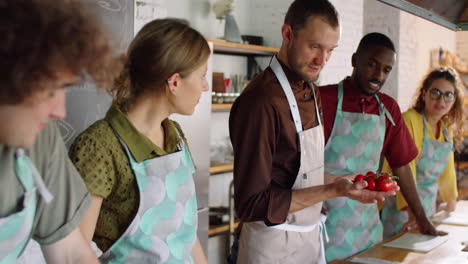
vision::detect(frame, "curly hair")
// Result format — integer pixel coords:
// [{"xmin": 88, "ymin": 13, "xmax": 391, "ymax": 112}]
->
[
  {"xmin": 0, "ymin": 0, "xmax": 120, "ymax": 104},
  {"xmin": 412, "ymin": 66, "xmax": 465, "ymax": 149},
  {"xmin": 110, "ymin": 18, "xmax": 210, "ymax": 112}
]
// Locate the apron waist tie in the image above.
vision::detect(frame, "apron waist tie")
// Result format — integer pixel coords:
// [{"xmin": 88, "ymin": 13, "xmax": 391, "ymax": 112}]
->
[
  {"xmin": 268, "ymin": 213, "xmax": 328, "ymax": 233},
  {"xmin": 266, "ymin": 214, "xmax": 328, "ymax": 264},
  {"xmin": 318, "ymin": 214, "xmax": 328, "ymax": 264},
  {"xmin": 270, "ymin": 222, "xmax": 318, "ymax": 232}
]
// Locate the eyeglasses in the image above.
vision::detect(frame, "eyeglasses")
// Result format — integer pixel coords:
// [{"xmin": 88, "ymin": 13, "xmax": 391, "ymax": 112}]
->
[{"xmin": 428, "ymin": 88, "xmax": 455, "ymax": 102}]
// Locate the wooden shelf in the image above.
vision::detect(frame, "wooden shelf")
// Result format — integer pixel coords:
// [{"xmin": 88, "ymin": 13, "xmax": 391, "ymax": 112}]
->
[
  {"xmin": 212, "ymin": 103, "xmax": 232, "ymax": 111},
  {"xmin": 208, "ymin": 221, "xmax": 239, "ymax": 236},
  {"xmin": 209, "ymin": 38, "xmax": 279, "ymax": 56},
  {"xmin": 210, "ymin": 163, "xmax": 234, "ymax": 174},
  {"xmin": 458, "ymin": 161, "xmax": 468, "ymax": 170}
]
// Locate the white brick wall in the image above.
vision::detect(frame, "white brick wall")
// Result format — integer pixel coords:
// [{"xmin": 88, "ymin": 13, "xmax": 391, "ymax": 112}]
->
[
  {"xmin": 400, "ymin": 12, "xmax": 456, "ymax": 111},
  {"xmin": 320, "ymin": 0, "xmax": 364, "ymax": 86},
  {"xmin": 362, "ymin": 0, "xmax": 456, "ymax": 111},
  {"xmin": 398, "ymin": 11, "xmax": 419, "ymax": 111},
  {"xmin": 363, "ymin": 0, "xmax": 400, "ymax": 99}
]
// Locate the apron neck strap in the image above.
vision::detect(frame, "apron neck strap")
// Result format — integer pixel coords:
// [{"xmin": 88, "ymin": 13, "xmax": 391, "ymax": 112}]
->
[
  {"xmin": 15, "ymin": 149, "xmax": 53, "ymax": 203},
  {"xmin": 422, "ymin": 111, "xmax": 451, "ymax": 143},
  {"xmin": 339, "ymin": 81, "xmax": 395, "ymax": 126},
  {"xmin": 309, "ymin": 82, "xmax": 321, "ymax": 126},
  {"xmin": 337, "ymin": 81, "xmax": 344, "ymax": 111},
  {"xmin": 374, "ymin": 94, "xmax": 396, "ymax": 126},
  {"xmin": 270, "ymin": 56, "xmax": 322, "ymax": 133},
  {"xmin": 114, "ymin": 127, "xmax": 184, "ymax": 164},
  {"xmin": 172, "ymin": 125, "xmax": 184, "ymax": 151},
  {"xmin": 270, "ymin": 56, "xmax": 303, "ymax": 133}
]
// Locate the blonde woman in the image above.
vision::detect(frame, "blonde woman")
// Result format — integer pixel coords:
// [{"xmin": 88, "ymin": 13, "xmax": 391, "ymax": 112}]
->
[
  {"xmin": 69, "ymin": 18, "xmax": 210, "ymax": 263},
  {"xmin": 381, "ymin": 66, "xmax": 464, "ymax": 239}
]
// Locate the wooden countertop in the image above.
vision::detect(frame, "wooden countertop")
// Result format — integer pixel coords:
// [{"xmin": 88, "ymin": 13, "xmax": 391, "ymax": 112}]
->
[{"xmin": 329, "ymin": 200, "xmax": 468, "ymax": 264}]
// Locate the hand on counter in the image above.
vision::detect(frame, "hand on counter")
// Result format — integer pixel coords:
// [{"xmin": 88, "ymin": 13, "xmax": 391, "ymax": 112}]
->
[
  {"xmin": 437, "ymin": 200, "xmax": 457, "ymax": 213},
  {"xmin": 403, "ymin": 207, "xmax": 448, "ymax": 236},
  {"xmin": 402, "ymin": 207, "xmax": 418, "ymax": 232},
  {"xmin": 417, "ymin": 219, "xmax": 448, "ymax": 236}
]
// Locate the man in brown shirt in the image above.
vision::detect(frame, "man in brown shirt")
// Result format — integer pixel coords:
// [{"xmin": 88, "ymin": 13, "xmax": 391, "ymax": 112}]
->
[{"xmin": 229, "ymin": 0, "xmax": 398, "ymax": 263}]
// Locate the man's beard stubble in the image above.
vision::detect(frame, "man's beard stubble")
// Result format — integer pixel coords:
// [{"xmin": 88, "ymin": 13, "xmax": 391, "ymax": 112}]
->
[{"xmin": 287, "ymin": 46, "xmax": 319, "ymax": 83}]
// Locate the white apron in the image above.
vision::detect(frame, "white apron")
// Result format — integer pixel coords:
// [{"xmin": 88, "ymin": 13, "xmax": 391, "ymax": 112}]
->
[{"xmin": 237, "ymin": 56, "xmax": 326, "ymax": 264}]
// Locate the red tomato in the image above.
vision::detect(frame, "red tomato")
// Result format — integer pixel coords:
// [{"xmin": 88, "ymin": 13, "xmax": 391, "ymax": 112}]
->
[
  {"xmin": 365, "ymin": 176, "xmax": 376, "ymax": 191},
  {"xmin": 377, "ymin": 175, "xmax": 394, "ymax": 191},
  {"xmin": 366, "ymin": 171, "xmax": 375, "ymax": 176},
  {"xmin": 353, "ymin": 174, "xmax": 365, "ymax": 183}
]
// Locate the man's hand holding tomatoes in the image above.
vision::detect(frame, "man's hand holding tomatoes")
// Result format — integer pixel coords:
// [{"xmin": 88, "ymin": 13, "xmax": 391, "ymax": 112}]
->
[
  {"xmin": 333, "ymin": 177, "xmax": 399, "ymax": 204},
  {"xmin": 352, "ymin": 171, "xmax": 400, "ymax": 192}
]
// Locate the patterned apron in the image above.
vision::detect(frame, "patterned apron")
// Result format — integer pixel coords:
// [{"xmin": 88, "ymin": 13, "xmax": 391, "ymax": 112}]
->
[
  {"xmin": 0, "ymin": 149, "xmax": 53, "ymax": 264},
  {"xmin": 323, "ymin": 81, "xmax": 395, "ymax": 262},
  {"xmin": 237, "ymin": 56, "xmax": 326, "ymax": 264},
  {"xmin": 99, "ymin": 131, "xmax": 197, "ymax": 264},
  {"xmin": 381, "ymin": 111, "xmax": 452, "ymax": 239}
]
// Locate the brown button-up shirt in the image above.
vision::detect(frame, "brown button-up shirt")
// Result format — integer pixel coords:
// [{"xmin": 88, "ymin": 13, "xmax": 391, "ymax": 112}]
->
[{"xmin": 229, "ymin": 58, "xmax": 323, "ymax": 225}]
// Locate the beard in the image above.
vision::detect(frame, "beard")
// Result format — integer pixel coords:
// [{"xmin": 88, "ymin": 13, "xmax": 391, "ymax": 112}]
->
[{"xmin": 286, "ymin": 44, "xmax": 320, "ymax": 83}]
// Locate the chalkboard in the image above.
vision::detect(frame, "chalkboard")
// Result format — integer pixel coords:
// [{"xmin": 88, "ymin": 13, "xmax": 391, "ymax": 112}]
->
[{"xmin": 59, "ymin": 0, "xmax": 134, "ymax": 148}]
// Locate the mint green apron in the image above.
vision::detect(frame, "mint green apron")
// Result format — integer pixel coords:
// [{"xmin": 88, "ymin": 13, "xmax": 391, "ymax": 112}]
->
[
  {"xmin": 0, "ymin": 149, "xmax": 53, "ymax": 264},
  {"xmin": 381, "ymin": 111, "xmax": 452, "ymax": 239},
  {"xmin": 323, "ymin": 81, "xmax": 395, "ymax": 262},
  {"xmin": 99, "ymin": 131, "xmax": 197, "ymax": 264}
]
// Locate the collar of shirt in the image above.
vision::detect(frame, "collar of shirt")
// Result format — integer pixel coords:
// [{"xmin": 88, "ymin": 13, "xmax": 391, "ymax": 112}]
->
[
  {"xmin": 343, "ymin": 76, "xmax": 376, "ymax": 105},
  {"xmin": 276, "ymin": 57, "xmax": 311, "ymax": 93},
  {"xmin": 105, "ymin": 104, "xmax": 181, "ymax": 163}
]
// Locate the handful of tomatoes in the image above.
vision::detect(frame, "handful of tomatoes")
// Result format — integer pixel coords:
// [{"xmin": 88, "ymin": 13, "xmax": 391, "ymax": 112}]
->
[{"xmin": 353, "ymin": 171, "xmax": 398, "ymax": 192}]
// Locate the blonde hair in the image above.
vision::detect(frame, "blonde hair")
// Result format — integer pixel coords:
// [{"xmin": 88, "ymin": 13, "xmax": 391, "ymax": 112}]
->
[
  {"xmin": 412, "ymin": 66, "xmax": 465, "ymax": 149},
  {"xmin": 110, "ymin": 18, "xmax": 210, "ymax": 112}
]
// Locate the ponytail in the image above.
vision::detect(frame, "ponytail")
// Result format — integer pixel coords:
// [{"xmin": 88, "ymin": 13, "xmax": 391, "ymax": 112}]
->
[{"xmin": 109, "ymin": 54, "xmax": 133, "ymax": 112}]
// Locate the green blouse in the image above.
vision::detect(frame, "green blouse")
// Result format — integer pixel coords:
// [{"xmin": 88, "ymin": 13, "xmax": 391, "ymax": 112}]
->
[{"xmin": 69, "ymin": 104, "xmax": 190, "ymax": 252}]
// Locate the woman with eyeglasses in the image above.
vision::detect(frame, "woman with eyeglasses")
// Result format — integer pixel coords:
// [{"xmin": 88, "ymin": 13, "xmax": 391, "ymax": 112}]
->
[{"xmin": 381, "ymin": 66, "xmax": 465, "ymax": 239}]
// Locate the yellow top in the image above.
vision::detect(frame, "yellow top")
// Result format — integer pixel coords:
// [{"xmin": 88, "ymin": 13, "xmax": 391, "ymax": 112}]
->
[{"xmin": 382, "ymin": 108, "xmax": 457, "ymax": 210}]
